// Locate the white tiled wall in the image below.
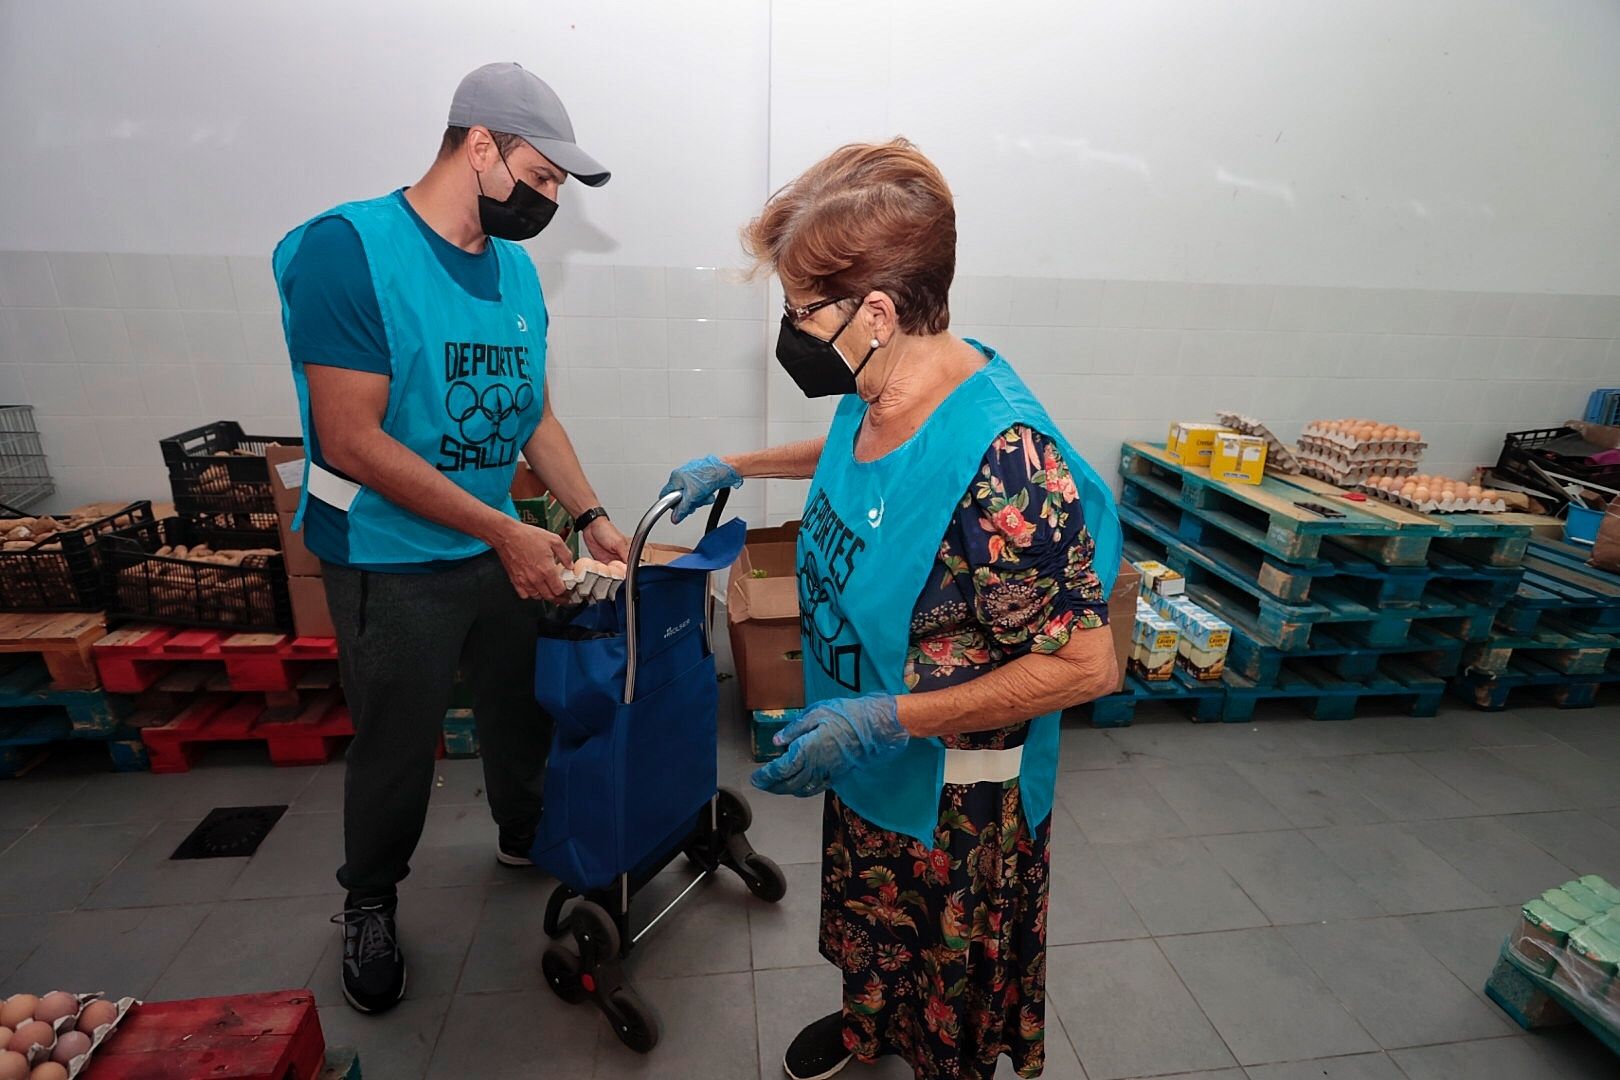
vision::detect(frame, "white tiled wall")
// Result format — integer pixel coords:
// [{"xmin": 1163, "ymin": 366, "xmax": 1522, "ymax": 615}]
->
[{"xmin": 0, "ymin": 249, "xmax": 1615, "ymax": 541}]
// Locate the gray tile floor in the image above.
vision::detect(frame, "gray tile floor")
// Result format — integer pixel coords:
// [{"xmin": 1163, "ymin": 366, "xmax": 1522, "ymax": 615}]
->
[{"xmin": 2, "ymin": 694, "xmax": 1619, "ymax": 1079}]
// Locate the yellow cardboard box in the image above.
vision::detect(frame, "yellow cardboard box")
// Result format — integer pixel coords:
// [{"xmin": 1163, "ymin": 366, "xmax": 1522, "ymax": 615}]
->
[
  {"xmin": 1211, "ymin": 432, "xmax": 1267, "ymax": 485},
  {"xmin": 1167, "ymin": 422, "xmax": 1234, "ymax": 467}
]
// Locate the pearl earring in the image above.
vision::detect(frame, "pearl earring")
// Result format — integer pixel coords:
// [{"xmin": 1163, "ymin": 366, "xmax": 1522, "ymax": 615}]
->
[{"xmin": 870, "ymin": 339, "xmax": 881, "ymax": 349}]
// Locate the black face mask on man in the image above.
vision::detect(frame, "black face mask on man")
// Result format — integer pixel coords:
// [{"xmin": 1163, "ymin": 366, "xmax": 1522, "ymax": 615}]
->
[
  {"xmin": 775, "ymin": 301, "xmax": 879, "ymax": 399},
  {"xmin": 477, "ymin": 150, "xmax": 558, "ymax": 241}
]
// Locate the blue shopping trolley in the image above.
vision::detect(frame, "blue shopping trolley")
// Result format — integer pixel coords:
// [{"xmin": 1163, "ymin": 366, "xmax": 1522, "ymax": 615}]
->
[{"xmin": 530, "ymin": 490, "xmax": 785, "ymax": 1052}]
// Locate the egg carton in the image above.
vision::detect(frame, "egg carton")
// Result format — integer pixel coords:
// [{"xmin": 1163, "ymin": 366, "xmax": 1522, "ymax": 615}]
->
[
  {"xmin": 559, "ymin": 559, "xmax": 627, "ymax": 606},
  {"xmin": 1296, "ymin": 445, "xmax": 1421, "ymax": 471},
  {"xmin": 1298, "ymin": 429, "xmax": 1428, "ymax": 461},
  {"xmin": 1356, "ymin": 483, "xmax": 1509, "ymax": 515},
  {"xmin": 9, "ymin": 992, "xmax": 137, "ymax": 1077},
  {"xmin": 1214, "ymin": 411, "xmax": 1301, "ymax": 474}
]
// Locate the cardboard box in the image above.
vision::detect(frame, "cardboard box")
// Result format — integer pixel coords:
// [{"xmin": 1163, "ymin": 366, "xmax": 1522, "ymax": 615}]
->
[
  {"xmin": 288, "ymin": 574, "xmax": 335, "ymax": 638},
  {"xmin": 1167, "ymin": 422, "xmax": 1234, "ymax": 467},
  {"xmin": 276, "ymin": 509, "xmax": 322, "ymax": 578},
  {"xmin": 727, "ymin": 522, "xmax": 805, "ymax": 711},
  {"xmin": 1211, "ymin": 432, "xmax": 1267, "ymax": 485},
  {"xmin": 265, "ymin": 444, "xmax": 307, "ymax": 515},
  {"xmin": 1105, "ymin": 558, "xmax": 1140, "ymax": 693}
]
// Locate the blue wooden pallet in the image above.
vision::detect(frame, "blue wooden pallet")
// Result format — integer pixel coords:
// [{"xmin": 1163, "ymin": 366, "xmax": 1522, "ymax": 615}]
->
[
  {"xmin": 1497, "ymin": 540, "xmax": 1620, "ymax": 635},
  {"xmin": 1123, "ymin": 517, "xmax": 1500, "ymax": 652},
  {"xmin": 1464, "ymin": 621, "xmax": 1620, "ymax": 678},
  {"xmin": 1228, "ymin": 622, "xmax": 1466, "ymax": 686},
  {"xmin": 0, "ymin": 713, "xmax": 147, "ymax": 778},
  {"xmin": 1122, "ymin": 670, "xmax": 1228, "ymax": 723},
  {"xmin": 1221, "ymin": 659, "xmax": 1446, "ymax": 722},
  {"xmin": 1064, "ymin": 683, "xmax": 1147, "ymax": 728},
  {"xmin": 1121, "ymin": 474, "xmax": 1522, "ymax": 608},
  {"xmin": 1487, "ymin": 941, "xmax": 1620, "ymax": 1056},
  {"xmin": 0, "ymin": 656, "xmax": 144, "ymax": 777},
  {"xmin": 1454, "ymin": 651, "xmax": 1620, "ymax": 711}
]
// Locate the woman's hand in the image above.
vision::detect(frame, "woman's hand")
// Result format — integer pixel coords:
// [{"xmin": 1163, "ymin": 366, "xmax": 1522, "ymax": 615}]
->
[
  {"xmin": 661, "ymin": 455, "xmax": 743, "ymax": 523},
  {"xmin": 751, "ymin": 694, "xmax": 906, "ymax": 797}
]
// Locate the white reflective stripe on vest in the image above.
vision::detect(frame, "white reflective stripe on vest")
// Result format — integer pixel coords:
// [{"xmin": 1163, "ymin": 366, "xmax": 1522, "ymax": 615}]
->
[
  {"xmin": 306, "ymin": 462, "xmax": 362, "ymax": 512},
  {"xmin": 942, "ymin": 745, "xmax": 1023, "ymax": 785}
]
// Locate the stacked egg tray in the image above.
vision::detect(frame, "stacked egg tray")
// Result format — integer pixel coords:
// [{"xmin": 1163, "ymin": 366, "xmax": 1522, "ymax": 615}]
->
[
  {"xmin": 1297, "ymin": 425, "xmax": 1427, "ymax": 486},
  {"xmin": 1214, "ymin": 411, "xmax": 1301, "ymax": 474},
  {"xmin": 1, "ymin": 991, "xmax": 135, "ymax": 1079},
  {"xmin": 1356, "ymin": 475, "xmax": 1511, "ymax": 515}
]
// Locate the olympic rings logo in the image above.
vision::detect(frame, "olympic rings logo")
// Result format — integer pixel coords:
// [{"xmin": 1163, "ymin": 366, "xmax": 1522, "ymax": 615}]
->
[{"xmin": 444, "ymin": 379, "xmax": 535, "ymax": 445}]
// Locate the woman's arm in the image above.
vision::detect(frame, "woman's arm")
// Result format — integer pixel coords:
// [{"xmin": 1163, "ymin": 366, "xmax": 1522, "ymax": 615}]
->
[
  {"xmin": 896, "ymin": 626, "xmax": 1116, "ymax": 738},
  {"xmin": 724, "ymin": 438, "xmax": 825, "ymax": 481}
]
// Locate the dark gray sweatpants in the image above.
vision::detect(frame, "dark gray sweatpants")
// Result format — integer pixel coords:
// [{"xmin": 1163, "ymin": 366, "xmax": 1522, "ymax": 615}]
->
[{"xmin": 322, "ymin": 552, "xmax": 551, "ymax": 900}]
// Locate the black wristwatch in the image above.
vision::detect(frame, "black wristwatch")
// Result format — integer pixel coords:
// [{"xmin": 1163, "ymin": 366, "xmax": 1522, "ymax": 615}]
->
[{"xmin": 574, "ymin": 506, "xmax": 610, "ymax": 533}]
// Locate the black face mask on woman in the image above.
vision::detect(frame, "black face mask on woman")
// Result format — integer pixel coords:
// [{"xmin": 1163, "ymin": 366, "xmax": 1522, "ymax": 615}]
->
[
  {"xmin": 775, "ymin": 301, "xmax": 878, "ymax": 398},
  {"xmin": 477, "ymin": 151, "xmax": 559, "ymax": 241}
]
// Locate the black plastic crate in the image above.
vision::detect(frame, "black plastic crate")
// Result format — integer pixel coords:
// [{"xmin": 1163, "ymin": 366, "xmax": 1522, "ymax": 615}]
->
[
  {"xmin": 1496, "ymin": 427, "xmax": 1620, "ymax": 490},
  {"xmin": 160, "ymin": 421, "xmax": 301, "ymax": 523},
  {"xmin": 101, "ymin": 517, "xmax": 290, "ymax": 632},
  {"xmin": 0, "ymin": 501, "xmax": 154, "ymax": 612}
]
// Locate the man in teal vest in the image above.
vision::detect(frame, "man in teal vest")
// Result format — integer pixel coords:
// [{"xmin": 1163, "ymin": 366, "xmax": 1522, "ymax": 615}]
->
[{"xmin": 273, "ymin": 62, "xmax": 627, "ymax": 1015}]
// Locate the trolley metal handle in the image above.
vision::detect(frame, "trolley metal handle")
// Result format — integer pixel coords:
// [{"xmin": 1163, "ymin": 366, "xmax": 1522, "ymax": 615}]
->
[{"xmin": 623, "ymin": 488, "xmax": 731, "ymax": 704}]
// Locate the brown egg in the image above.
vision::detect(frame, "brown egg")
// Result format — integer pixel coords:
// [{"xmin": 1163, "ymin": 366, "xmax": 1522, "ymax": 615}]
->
[
  {"xmin": 48, "ymin": 1031, "xmax": 89, "ymax": 1067},
  {"xmin": 0, "ymin": 1000, "xmax": 33, "ymax": 1031},
  {"xmin": 30, "ymin": 996, "xmax": 74, "ymax": 1027},
  {"xmin": 0, "ymin": 1036, "xmax": 9, "ymax": 1058},
  {"xmin": 28, "ymin": 1064, "xmax": 67, "ymax": 1080},
  {"xmin": 75, "ymin": 1001, "xmax": 118, "ymax": 1035},
  {"xmin": 6, "ymin": 1022, "xmax": 51, "ymax": 1057},
  {"xmin": 0, "ymin": 1051, "xmax": 29, "ymax": 1080}
]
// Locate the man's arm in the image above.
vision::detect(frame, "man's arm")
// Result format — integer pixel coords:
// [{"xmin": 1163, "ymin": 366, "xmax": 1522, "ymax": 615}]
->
[{"xmin": 306, "ymin": 363, "xmax": 572, "ymax": 599}]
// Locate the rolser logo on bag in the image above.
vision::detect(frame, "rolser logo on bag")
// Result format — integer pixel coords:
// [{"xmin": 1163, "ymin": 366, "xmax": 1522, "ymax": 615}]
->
[
  {"xmin": 664, "ymin": 617, "xmax": 691, "ymax": 640},
  {"xmin": 799, "ymin": 489, "xmax": 866, "ymax": 693},
  {"xmin": 438, "ymin": 340, "xmax": 536, "ymax": 472}
]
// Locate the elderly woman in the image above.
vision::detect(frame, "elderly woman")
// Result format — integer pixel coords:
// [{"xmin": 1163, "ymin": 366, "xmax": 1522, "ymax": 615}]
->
[{"xmin": 664, "ymin": 140, "xmax": 1121, "ymax": 1080}]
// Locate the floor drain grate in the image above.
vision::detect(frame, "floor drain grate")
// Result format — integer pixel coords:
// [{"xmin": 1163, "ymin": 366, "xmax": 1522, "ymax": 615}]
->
[{"xmin": 170, "ymin": 805, "xmax": 289, "ymax": 860}]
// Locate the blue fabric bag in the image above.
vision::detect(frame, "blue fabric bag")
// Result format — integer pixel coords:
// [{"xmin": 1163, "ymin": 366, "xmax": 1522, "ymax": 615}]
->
[{"xmin": 531, "ymin": 518, "xmax": 747, "ymax": 892}]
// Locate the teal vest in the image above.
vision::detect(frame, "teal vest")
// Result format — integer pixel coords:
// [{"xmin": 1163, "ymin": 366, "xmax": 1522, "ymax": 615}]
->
[
  {"xmin": 272, "ymin": 195, "xmax": 547, "ymax": 565},
  {"xmin": 799, "ymin": 348, "xmax": 1121, "ymax": 847}
]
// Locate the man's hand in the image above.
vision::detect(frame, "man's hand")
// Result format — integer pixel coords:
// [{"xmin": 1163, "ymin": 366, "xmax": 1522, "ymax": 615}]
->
[
  {"xmin": 583, "ymin": 517, "xmax": 630, "ymax": 563},
  {"xmin": 489, "ymin": 520, "xmax": 574, "ymax": 601}
]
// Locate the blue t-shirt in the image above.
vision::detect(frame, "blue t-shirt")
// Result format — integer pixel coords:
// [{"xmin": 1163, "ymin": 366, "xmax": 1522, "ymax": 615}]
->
[{"xmin": 281, "ymin": 189, "xmax": 503, "ymax": 572}]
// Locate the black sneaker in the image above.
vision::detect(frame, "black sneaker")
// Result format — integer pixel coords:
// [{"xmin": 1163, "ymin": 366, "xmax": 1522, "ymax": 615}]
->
[
  {"xmin": 331, "ymin": 897, "xmax": 407, "ymax": 1014},
  {"xmin": 784, "ymin": 1011, "xmax": 852, "ymax": 1080},
  {"xmin": 496, "ymin": 831, "xmax": 535, "ymax": 868}
]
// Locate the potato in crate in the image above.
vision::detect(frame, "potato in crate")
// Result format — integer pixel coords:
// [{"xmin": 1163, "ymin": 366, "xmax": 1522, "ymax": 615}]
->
[
  {"xmin": 160, "ymin": 421, "xmax": 301, "ymax": 529},
  {"xmin": 101, "ymin": 517, "xmax": 290, "ymax": 632},
  {"xmin": 0, "ymin": 501, "xmax": 153, "ymax": 612}
]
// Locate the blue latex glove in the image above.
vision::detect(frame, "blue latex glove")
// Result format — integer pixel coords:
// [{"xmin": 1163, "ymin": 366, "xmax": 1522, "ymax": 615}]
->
[
  {"xmin": 661, "ymin": 455, "xmax": 743, "ymax": 523},
  {"xmin": 751, "ymin": 695, "xmax": 907, "ymax": 798}
]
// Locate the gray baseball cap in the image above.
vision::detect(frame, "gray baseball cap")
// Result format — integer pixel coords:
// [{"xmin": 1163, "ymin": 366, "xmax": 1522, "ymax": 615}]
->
[{"xmin": 448, "ymin": 62, "xmax": 610, "ymax": 187}]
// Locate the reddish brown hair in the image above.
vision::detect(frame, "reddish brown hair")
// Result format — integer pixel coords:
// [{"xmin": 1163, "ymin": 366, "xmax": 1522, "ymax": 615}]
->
[{"xmin": 743, "ymin": 139, "xmax": 955, "ymax": 335}]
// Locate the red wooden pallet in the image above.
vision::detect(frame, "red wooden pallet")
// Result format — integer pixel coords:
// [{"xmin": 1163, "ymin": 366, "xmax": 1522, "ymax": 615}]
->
[
  {"xmin": 95, "ymin": 625, "xmax": 339, "ymax": 694},
  {"xmin": 142, "ymin": 690, "xmax": 354, "ymax": 773},
  {"xmin": 81, "ymin": 989, "xmax": 325, "ymax": 1080}
]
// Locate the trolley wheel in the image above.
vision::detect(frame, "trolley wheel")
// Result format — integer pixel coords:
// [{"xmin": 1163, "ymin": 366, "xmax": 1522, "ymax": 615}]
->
[
  {"xmin": 570, "ymin": 899, "xmax": 623, "ymax": 961},
  {"xmin": 737, "ymin": 852, "xmax": 788, "ymax": 903},
  {"xmin": 542, "ymin": 883, "xmax": 574, "ymax": 938},
  {"xmin": 602, "ymin": 986, "xmax": 660, "ymax": 1053},
  {"xmin": 715, "ymin": 786, "xmax": 753, "ymax": 835},
  {"xmin": 541, "ymin": 943, "xmax": 587, "ymax": 1004}
]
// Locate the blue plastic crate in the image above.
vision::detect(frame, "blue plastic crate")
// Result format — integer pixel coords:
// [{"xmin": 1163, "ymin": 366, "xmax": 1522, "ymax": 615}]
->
[{"xmin": 1584, "ymin": 388, "xmax": 1620, "ymax": 426}]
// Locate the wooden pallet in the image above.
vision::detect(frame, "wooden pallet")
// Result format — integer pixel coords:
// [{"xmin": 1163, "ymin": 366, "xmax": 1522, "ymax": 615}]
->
[
  {"xmin": 1110, "ymin": 671, "xmax": 1228, "ymax": 724},
  {"xmin": 1120, "ymin": 442, "xmax": 1426, "ymax": 564},
  {"xmin": 1124, "ymin": 527, "xmax": 1499, "ymax": 652},
  {"xmin": 1487, "ymin": 943, "xmax": 1620, "ymax": 1056},
  {"xmin": 141, "ymin": 690, "xmax": 354, "ymax": 773},
  {"xmin": 1227, "ymin": 622, "xmax": 1465, "ymax": 685},
  {"xmin": 80, "ymin": 990, "xmax": 327, "ymax": 1080},
  {"xmin": 95, "ymin": 625, "xmax": 340, "ymax": 707},
  {"xmin": 0, "ymin": 609, "xmax": 108, "ymax": 689},
  {"xmin": 1121, "ymin": 474, "xmax": 1523, "ymax": 607},
  {"xmin": 1220, "ymin": 660, "xmax": 1446, "ymax": 722},
  {"xmin": 0, "ymin": 714, "xmax": 148, "ymax": 778},
  {"xmin": 1464, "ymin": 622, "xmax": 1620, "ymax": 678},
  {"xmin": 1497, "ymin": 540, "xmax": 1620, "ymax": 635},
  {"xmin": 1454, "ymin": 652, "xmax": 1620, "ymax": 711}
]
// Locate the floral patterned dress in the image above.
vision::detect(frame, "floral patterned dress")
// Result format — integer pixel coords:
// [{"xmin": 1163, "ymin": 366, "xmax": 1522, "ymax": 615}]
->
[{"xmin": 819, "ymin": 425, "xmax": 1109, "ymax": 1079}]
